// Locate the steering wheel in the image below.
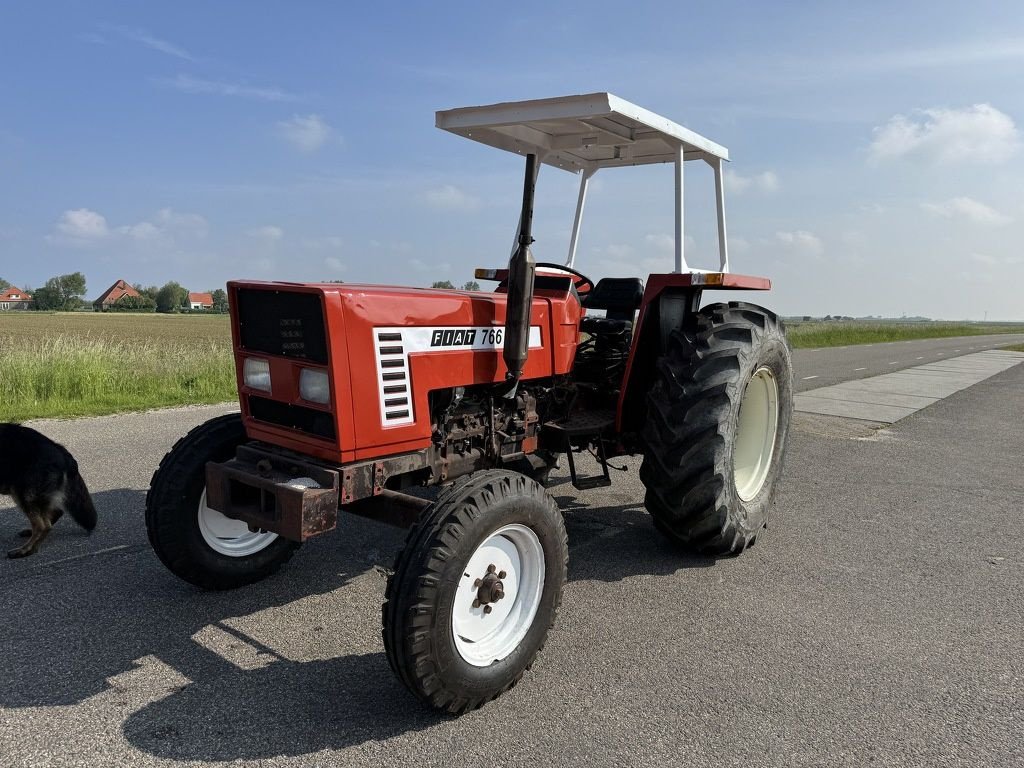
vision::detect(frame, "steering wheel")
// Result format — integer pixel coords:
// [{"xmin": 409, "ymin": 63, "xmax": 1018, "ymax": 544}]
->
[{"xmin": 534, "ymin": 262, "xmax": 595, "ymax": 299}]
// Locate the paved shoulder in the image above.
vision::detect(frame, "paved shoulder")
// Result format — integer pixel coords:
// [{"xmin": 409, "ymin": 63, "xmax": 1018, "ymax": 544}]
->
[{"xmin": 795, "ymin": 350, "xmax": 1024, "ymax": 423}]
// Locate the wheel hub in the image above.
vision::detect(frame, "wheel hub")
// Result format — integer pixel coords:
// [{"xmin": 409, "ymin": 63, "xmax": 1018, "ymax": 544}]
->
[
  {"xmin": 451, "ymin": 524, "xmax": 545, "ymax": 667},
  {"xmin": 472, "ymin": 565, "xmax": 507, "ymax": 610}
]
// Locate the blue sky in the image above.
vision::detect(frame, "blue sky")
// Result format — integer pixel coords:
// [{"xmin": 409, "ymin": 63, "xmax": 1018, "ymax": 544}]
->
[{"xmin": 2, "ymin": 1, "xmax": 1023, "ymax": 319}]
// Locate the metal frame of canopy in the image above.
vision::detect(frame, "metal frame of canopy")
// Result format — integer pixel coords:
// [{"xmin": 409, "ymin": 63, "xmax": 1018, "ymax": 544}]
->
[{"xmin": 436, "ymin": 92, "xmax": 731, "ymax": 274}]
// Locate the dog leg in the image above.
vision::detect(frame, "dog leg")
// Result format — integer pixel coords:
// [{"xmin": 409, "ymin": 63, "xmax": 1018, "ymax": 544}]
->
[
  {"xmin": 19, "ymin": 508, "xmax": 63, "ymax": 538},
  {"xmin": 7, "ymin": 512, "xmax": 52, "ymax": 558}
]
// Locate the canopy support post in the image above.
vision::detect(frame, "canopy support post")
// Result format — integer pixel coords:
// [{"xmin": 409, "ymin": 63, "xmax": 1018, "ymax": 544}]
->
[
  {"xmin": 566, "ymin": 168, "xmax": 595, "ymax": 268},
  {"xmin": 674, "ymin": 145, "xmax": 687, "ymax": 273}
]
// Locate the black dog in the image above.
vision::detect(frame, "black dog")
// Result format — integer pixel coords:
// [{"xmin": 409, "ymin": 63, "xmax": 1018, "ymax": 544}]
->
[{"xmin": 0, "ymin": 424, "xmax": 97, "ymax": 558}]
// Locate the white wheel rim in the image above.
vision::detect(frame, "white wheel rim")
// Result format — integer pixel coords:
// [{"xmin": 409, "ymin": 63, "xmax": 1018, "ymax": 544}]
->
[
  {"xmin": 451, "ymin": 524, "xmax": 545, "ymax": 667},
  {"xmin": 197, "ymin": 488, "xmax": 278, "ymax": 557},
  {"xmin": 733, "ymin": 366, "xmax": 780, "ymax": 502}
]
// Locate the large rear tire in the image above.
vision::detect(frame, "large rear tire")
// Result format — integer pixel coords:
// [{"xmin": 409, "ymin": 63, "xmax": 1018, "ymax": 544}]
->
[
  {"xmin": 382, "ymin": 470, "xmax": 568, "ymax": 714},
  {"xmin": 640, "ymin": 302, "xmax": 793, "ymax": 555},
  {"xmin": 146, "ymin": 413, "xmax": 299, "ymax": 590}
]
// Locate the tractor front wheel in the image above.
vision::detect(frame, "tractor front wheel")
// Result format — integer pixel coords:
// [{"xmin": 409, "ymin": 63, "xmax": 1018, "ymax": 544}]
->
[
  {"xmin": 146, "ymin": 413, "xmax": 299, "ymax": 590},
  {"xmin": 382, "ymin": 470, "xmax": 568, "ymax": 714},
  {"xmin": 640, "ymin": 301, "xmax": 793, "ymax": 555}
]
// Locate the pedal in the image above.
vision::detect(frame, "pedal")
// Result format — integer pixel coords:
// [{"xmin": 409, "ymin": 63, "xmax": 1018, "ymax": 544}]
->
[{"xmin": 572, "ymin": 474, "xmax": 612, "ymax": 491}]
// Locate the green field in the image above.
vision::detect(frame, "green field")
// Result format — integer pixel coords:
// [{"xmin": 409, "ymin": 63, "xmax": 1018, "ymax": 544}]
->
[
  {"xmin": 785, "ymin": 321, "xmax": 1024, "ymax": 349},
  {"xmin": 2, "ymin": 312, "xmax": 1023, "ymax": 421},
  {"xmin": 0, "ymin": 312, "xmax": 236, "ymax": 421},
  {"xmin": 1002, "ymin": 343, "xmax": 1024, "ymax": 352}
]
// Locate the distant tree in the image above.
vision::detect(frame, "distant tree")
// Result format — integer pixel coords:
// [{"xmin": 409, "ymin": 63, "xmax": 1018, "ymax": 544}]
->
[
  {"xmin": 31, "ymin": 272, "xmax": 87, "ymax": 311},
  {"xmin": 210, "ymin": 288, "xmax": 229, "ymax": 313},
  {"xmin": 134, "ymin": 283, "xmax": 160, "ymax": 302},
  {"xmin": 431, "ymin": 280, "xmax": 455, "ymax": 289},
  {"xmin": 461, "ymin": 280, "xmax": 481, "ymax": 291},
  {"xmin": 108, "ymin": 295, "xmax": 156, "ymax": 312},
  {"xmin": 0, "ymin": 277, "xmax": 10, "ymax": 291},
  {"xmin": 31, "ymin": 285, "xmax": 60, "ymax": 310},
  {"xmin": 156, "ymin": 281, "xmax": 189, "ymax": 313}
]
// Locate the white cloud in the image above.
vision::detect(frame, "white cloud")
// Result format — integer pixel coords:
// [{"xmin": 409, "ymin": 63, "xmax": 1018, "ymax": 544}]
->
[
  {"xmin": 55, "ymin": 208, "xmax": 109, "ymax": 242},
  {"xmin": 278, "ymin": 114, "xmax": 333, "ymax": 152},
  {"xmin": 248, "ymin": 225, "xmax": 284, "ymax": 241},
  {"xmin": 303, "ymin": 236, "xmax": 344, "ymax": 249},
  {"xmin": 422, "ymin": 185, "xmax": 481, "ymax": 212},
  {"xmin": 776, "ymin": 230, "xmax": 823, "ymax": 255},
  {"xmin": 921, "ymin": 197, "xmax": 1012, "ymax": 225},
  {"xmin": 728, "ymin": 236, "xmax": 751, "ymax": 254},
  {"xmin": 869, "ymin": 104, "xmax": 1020, "ymax": 164},
  {"xmin": 971, "ymin": 252, "xmax": 1023, "ymax": 266},
  {"xmin": 324, "ymin": 256, "xmax": 345, "ymax": 273},
  {"xmin": 158, "ymin": 74, "xmax": 301, "ymax": 102},
  {"xmin": 101, "ymin": 25, "xmax": 196, "ymax": 62},
  {"xmin": 154, "ymin": 208, "xmax": 208, "ymax": 237},
  {"xmin": 116, "ymin": 221, "xmax": 162, "ymax": 241},
  {"xmin": 409, "ymin": 257, "xmax": 452, "ymax": 273},
  {"xmin": 726, "ymin": 169, "xmax": 779, "ymax": 194},
  {"xmin": 643, "ymin": 233, "xmax": 673, "ymax": 252},
  {"xmin": 642, "ymin": 233, "xmax": 697, "ymax": 253},
  {"xmin": 49, "ymin": 207, "xmax": 208, "ymax": 248}
]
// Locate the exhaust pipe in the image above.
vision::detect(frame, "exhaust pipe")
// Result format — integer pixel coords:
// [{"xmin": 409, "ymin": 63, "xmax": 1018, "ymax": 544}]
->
[{"xmin": 501, "ymin": 153, "xmax": 538, "ymax": 399}]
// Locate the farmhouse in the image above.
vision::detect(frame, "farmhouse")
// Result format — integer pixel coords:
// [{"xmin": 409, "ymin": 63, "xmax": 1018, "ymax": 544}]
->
[
  {"xmin": 93, "ymin": 279, "xmax": 141, "ymax": 310},
  {"xmin": 0, "ymin": 286, "xmax": 33, "ymax": 311},
  {"xmin": 188, "ymin": 292, "xmax": 214, "ymax": 310}
]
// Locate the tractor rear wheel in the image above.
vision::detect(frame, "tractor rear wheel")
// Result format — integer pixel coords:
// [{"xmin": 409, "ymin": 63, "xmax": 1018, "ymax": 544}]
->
[
  {"xmin": 640, "ymin": 301, "xmax": 793, "ymax": 555},
  {"xmin": 382, "ymin": 470, "xmax": 568, "ymax": 714}
]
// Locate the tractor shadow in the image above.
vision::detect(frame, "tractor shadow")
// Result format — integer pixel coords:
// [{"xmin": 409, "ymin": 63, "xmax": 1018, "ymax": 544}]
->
[
  {"xmin": 121, "ymin": 651, "xmax": 442, "ymax": 760},
  {"xmin": 121, "ymin": 483, "xmax": 717, "ymax": 761},
  {"xmin": 2, "ymin": 478, "xmax": 719, "ymax": 761},
  {"xmin": 555, "ymin": 495, "xmax": 720, "ymax": 583}
]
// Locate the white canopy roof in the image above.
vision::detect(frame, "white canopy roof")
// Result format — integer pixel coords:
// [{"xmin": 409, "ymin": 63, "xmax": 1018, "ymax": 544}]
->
[{"xmin": 435, "ymin": 92, "xmax": 728, "ymax": 174}]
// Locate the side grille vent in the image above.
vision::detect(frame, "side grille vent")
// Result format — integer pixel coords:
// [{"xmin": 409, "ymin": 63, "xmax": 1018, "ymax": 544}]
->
[{"xmin": 374, "ymin": 330, "xmax": 413, "ymax": 426}]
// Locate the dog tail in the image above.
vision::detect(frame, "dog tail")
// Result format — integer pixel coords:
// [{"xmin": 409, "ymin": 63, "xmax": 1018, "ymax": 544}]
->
[{"xmin": 65, "ymin": 469, "xmax": 97, "ymax": 532}]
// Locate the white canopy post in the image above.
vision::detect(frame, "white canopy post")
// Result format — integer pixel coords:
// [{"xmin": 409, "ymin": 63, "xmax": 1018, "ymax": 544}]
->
[
  {"xmin": 713, "ymin": 157, "xmax": 729, "ymax": 272},
  {"xmin": 566, "ymin": 167, "xmax": 595, "ymax": 267},
  {"xmin": 674, "ymin": 144, "xmax": 687, "ymax": 273}
]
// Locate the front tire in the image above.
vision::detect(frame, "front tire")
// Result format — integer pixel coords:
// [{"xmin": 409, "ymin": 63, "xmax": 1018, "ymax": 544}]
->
[
  {"xmin": 146, "ymin": 413, "xmax": 299, "ymax": 590},
  {"xmin": 640, "ymin": 302, "xmax": 793, "ymax": 555},
  {"xmin": 382, "ymin": 470, "xmax": 568, "ymax": 714}
]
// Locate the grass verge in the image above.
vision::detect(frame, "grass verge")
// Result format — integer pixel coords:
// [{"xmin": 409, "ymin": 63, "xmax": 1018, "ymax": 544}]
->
[
  {"xmin": 0, "ymin": 314, "xmax": 236, "ymax": 421},
  {"xmin": 786, "ymin": 322, "xmax": 1024, "ymax": 349},
  {"xmin": 1000, "ymin": 343, "xmax": 1024, "ymax": 352}
]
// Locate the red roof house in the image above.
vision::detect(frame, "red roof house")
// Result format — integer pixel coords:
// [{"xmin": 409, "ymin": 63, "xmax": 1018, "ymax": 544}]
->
[
  {"xmin": 93, "ymin": 279, "xmax": 141, "ymax": 310},
  {"xmin": 188, "ymin": 292, "xmax": 214, "ymax": 310},
  {"xmin": 0, "ymin": 286, "xmax": 33, "ymax": 311}
]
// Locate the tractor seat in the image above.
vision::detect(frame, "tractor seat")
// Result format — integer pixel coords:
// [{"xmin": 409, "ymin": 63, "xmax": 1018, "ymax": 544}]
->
[{"xmin": 582, "ymin": 277, "xmax": 645, "ymax": 322}]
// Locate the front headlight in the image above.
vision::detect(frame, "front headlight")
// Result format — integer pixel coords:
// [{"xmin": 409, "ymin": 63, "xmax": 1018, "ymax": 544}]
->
[
  {"xmin": 243, "ymin": 357, "xmax": 271, "ymax": 392},
  {"xmin": 299, "ymin": 368, "xmax": 330, "ymax": 404}
]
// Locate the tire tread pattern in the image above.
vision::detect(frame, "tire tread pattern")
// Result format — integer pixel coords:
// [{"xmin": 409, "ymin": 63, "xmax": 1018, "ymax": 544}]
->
[
  {"xmin": 382, "ymin": 470, "xmax": 567, "ymax": 715},
  {"xmin": 640, "ymin": 301, "xmax": 792, "ymax": 555}
]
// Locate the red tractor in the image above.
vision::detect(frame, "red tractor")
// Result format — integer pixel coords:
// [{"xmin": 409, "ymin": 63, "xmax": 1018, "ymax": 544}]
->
[{"xmin": 146, "ymin": 93, "xmax": 793, "ymax": 713}]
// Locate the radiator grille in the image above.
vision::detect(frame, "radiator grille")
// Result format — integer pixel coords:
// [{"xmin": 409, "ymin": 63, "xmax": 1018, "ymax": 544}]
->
[
  {"xmin": 247, "ymin": 396, "xmax": 336, "ymax": 440},
  {"xmin": 236, "ymin": 289, "xmax": 328, "ymax": 364}
]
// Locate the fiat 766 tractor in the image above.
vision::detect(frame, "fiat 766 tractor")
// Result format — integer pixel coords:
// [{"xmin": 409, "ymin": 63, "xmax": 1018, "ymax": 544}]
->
[{"xmin": 146, "ymin": 93, "xmax": 793, "ymax": 714}]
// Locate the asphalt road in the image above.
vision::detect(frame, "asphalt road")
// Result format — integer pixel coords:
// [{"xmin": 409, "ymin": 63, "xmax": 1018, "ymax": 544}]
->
[
  {"xmin": 792, "ymin": 332, "xmax": 1024, "ymax": 391},
  {"xmin": 1, "ymin": 342, "xmax": 1022, "ymax": 767}
]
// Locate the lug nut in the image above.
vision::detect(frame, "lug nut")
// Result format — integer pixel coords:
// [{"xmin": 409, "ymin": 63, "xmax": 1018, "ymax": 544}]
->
[
  {"xmin": 487, "ymin": 564, "xmax": 496, "ymax": 574},
  {"xmin": 472, "ymin": 599, "xmax": 480, "ymax": 608},
  {"xmin": 473, "ymin": 578, "xmax": 482, "ymax": 588},
  {"xmin": 498, "ymin": 570, "xmax": 507, "ymax": 579},
  {"xmin": 483, "ymin": 605, "xmax": 493, "ymax": 614}
]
